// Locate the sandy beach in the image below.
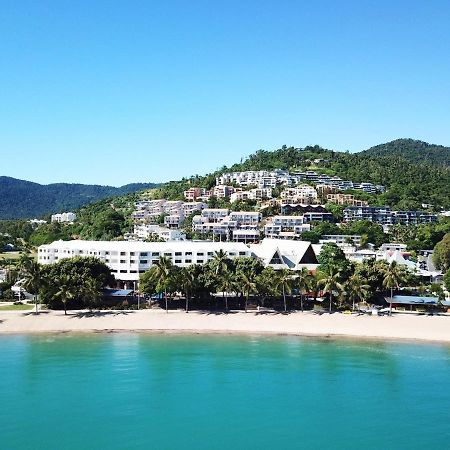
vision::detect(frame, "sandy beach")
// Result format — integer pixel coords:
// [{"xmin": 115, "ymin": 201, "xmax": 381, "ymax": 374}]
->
[{"xmin": 0, "ymin": 309, "xmax": 449, "ymax": 343}]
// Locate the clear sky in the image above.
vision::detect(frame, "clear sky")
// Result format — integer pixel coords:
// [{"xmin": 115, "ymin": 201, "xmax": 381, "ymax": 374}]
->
[{"xmin": 1, "ymin": 0, "xmax": 449, "ymax": 186}]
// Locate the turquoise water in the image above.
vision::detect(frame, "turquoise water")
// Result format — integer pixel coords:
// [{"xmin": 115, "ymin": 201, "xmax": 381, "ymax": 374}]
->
[{"xmin": 1, "ymin": 334, "xmax": 450, "ymax": 449}]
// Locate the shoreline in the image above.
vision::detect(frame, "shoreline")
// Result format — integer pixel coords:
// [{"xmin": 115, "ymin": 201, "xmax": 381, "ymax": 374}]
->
[{"xmin": 1, "ymin": 309, "xmax": 450, "ymax": 344}]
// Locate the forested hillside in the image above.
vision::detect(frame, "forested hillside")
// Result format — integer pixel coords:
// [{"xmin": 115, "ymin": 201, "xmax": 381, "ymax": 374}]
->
[
  {"xmin": 361, "ymin": 139, "xmax": 450, "ymax": 167},
  {"xmin": 0, "ymin": 177, "xmax": 159, "ymax": 219},
  {"xmin": 155, "ymin": 142, "xmax": 450, "ymax": 210}
]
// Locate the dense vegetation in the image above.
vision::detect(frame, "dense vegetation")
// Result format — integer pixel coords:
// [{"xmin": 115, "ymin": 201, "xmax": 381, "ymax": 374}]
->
[
  {"xmin": 361, "ymin": 138, "xmax": 450, "ymax": 167},
  {"xmin": 0, "ymin": 176, "xmax": 159, "ymax": 219},
  {"xmin": 150, "ymin": 140, "xmax": 450, "ymax": 210}
]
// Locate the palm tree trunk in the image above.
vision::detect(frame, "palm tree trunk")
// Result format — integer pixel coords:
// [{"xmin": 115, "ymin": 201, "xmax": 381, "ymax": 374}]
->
[
  {"xmin": 300, "ymin": 294, "xmax": 304, "ymax": 312},
  {"xmin": 352, "ymin": 298, "xmax": 355, "ymax": 312},
  {"xmin": 329, "ymin": 294, "xmax": 332, "ymax": 313},
  {"xmin": 223, "ymin": 291, "xmax": 228, "ymax": 312},
  {"xmin": 245, "ymin": 293, "xmax": 248, "ymax": 312},
  {"xmin": 165, "ymin": 290, "xmax": 168, "ymax": 313},
  {"xmin": 389, "ymin": 287, "xmax": 393, "ymax": 316},
  {"xmin": 64, "ymin": 301, "xmax": 67, "ymax": 315},
  {"xmin": 283, "ymin": 285, "xmax": 286, "ymax": 312},
  {"xmin": 185, "ymin": 294, "xmax": 189, "ymax": 313},
  {"xmin": 35, "ymin": 295, "xmax": 38, "ymax": 315}
]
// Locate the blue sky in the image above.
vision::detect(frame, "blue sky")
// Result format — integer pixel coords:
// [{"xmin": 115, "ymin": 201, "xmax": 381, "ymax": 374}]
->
[{"xmin": 1, "ymin": 0, "xmax": 449, "ymax": 186}]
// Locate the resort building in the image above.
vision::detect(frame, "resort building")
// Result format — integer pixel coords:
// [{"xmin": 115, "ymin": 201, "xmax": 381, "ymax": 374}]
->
[
  {"xmin": 264, "ymin": 215, "xmax": 311, "ymax": 239},
  {"xmin": 51, "ymin": 212, "xmax": 77, "ymax": 223},
  {"xmin": 133, "ymin": 224, "xmax": 186, "ymax": 241},
  {"xmin": 38, "ymin": 238, "xmax": 319, "ymax": 281},
  {"xmin": 326, "ymin": 193, "xmax": 368, "ymax": 207},
  {"xmin": 343, "ymin": 207, "xmax": 437, "ymax": 225},
  {"xmin": 319, "ymin": 234, "xmax": 362, "ymax": 247},
  {"xmin": 183, "ymin": 187, "xmax": 206, "ymax": 201},
  {"xmin": 280, "ymin": 186, "xmax": 318, "ymax": 204},
  {"xmin": 229, "ymin": 188, "xmax": 272, "ymax": 203}
]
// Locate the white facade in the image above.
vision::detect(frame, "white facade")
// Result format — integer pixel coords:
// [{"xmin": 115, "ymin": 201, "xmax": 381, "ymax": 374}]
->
[
  {"xmin": 38, "ymin": 240, "xmax": 253, "ymax": 281},
  {"xmin": 134, "ymin": 224, "xmax": 186, "ymax": 241},
  {"xmin": 51, "ymin": 212, "xmax": 76, "ymax": 223}
]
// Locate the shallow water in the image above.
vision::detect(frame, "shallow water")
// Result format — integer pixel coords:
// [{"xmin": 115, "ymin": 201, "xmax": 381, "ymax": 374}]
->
[{"xmin": 1, "ymin": 334, "xmax": 449, "ymax": 449}]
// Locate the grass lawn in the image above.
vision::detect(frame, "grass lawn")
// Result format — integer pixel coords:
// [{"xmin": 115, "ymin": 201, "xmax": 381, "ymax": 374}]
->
[{"xmin": 0, "ymin": 303, "xmax": 34, "ymax": 311}]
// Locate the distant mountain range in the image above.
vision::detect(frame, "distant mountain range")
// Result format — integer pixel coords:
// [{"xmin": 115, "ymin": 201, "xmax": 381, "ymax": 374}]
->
[
  {"xmin": 0, "ymin": 177, "xmax": 159, "ymax": 220},
  {"xmin": 360, "ymin": 138, "xmax": 450, "ymax": 167}
]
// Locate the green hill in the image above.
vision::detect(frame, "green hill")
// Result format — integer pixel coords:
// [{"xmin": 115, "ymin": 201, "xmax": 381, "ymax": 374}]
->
[
  {"xmin": 0, "ymin": 176, "xmax": 159, "ymax": 219},
  {"xmin": 360, "ymin": 138, "xmax": 450, "ymax": 167}
]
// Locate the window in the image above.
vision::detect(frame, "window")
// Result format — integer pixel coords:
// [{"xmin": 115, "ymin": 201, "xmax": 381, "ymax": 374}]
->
[
  {"xmin": 185, "ymin": 252, "xmax": 192, "ymax": 256},
  {"xmin": 130, "ymin": 270, "xmax": 137, "ymax": 273},
  {"xmin": 105, "ymin": 251, "xmax": 110, "ymax": 255},
  {"xmin": 130, "ymin": 252, "xmax": 135, "ymax": 256},
  {"xmin": 120, "ymin": 252, "xmax": 126, "ymax": 256},
  {"xmin": 141, "ymin": 252, "xmax": 148, "ymax": 257},
  {"xmin": 175, "ymin": 252, "xmax": 182, "ymax": 256},
  {"xmin": 120, "ymin": 260, "xmax": 126, "ymax": 264},
  {"xmin": 175, "ymin": 259, "xmax": 181, "ymax": 264},
  {"xmin": 207, "ymin": 252, "xmax": 213, "ymax": 256},
  {"xmin": 120, "ymin": 270, "xmax": 127, "ymax": 273},
  {"xmin": 164, "ymin": 252, "xmax": 171, "ymax": 256},
  {"xmin": 152, "ymin": 252, "xmax": 159, "ymax": 257},
  {"xmin": 140, "ymin": 260, "xmax": 148, "ymax": 264},
  {"xmin": 139, "ymin": 270, "xmax": 146, "ymax": 273},
  {"xmin": 197, "ymin": 252, "xmax": 204, "ymax": 256},
  {"xmin": 197, "ymin": 260, "xmax": 204, "ymax": 264},
  {"xmin": 239, "ymin": 252, "xmax": 246, "ymax": 256},
  {"xmin": 185, "ymin": 259, "xmax": 192, "ymax": 263},
  {"xmin": 152, "ymin": 260, "xmax": 159, "ymax": 264}
]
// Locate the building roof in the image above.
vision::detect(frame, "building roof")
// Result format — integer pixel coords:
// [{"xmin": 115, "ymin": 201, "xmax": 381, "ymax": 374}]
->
[
  {"xmin": 40, "ymin": 240, "xmax": 251, "ymax": 253},
  {"xmin": 386, "ymin": 295, "xmax": 439, "ymax": 305},
  {"xmin": 102, "ymin": 289, "xmax": 134, "ymax": 297},
  {"xmin": 249, "ymin": 238, "xmax": 318, "ymax": 270}
]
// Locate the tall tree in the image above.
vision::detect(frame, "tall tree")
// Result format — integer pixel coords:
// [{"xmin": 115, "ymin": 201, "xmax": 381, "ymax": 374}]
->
[
  {"xmin": 382, "ymin": 261, "xmax": 407, "ymax": 316},
  {"xmin": 276, "ymin": 269, "xmax": 293, "ymax": 312},
  {"xmin": 21, "ymin": 260, "xmax": 46, "ymax": 315},
  {"xmin": 152, "ymin": 256, "xmax": 174, "ymax": 313},
  {"xmin": 317, "ymin": 266, "xmax": 344, "ymax": 313},
  {"xmin": 344, "ymin": 274, "xmax": 370, "ymax": 311},
  {"xmin": 295, "ymin": 267, "xmax": 312, "ymax": 312}
]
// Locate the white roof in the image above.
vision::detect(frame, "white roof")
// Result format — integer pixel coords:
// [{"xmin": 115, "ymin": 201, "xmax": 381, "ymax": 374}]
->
[
  {"xmin": 249, "ymin": 238, "xmax": 318, "ymax": 270},
  {"xmin": 40, "ymin": 240, "xmax": 251, "ymax": 253}
]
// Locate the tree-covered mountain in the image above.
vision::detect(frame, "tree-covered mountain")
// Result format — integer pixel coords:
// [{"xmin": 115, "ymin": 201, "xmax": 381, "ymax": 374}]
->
[
  {"xmin": 0, "ymin": 176, "xmax": 159, "ymax": 219},
  {"xmin": 360, "ymin": 138, "xmax": 450, "ymax": 167},
  {"xmin": 155, "ymin": 141, "xmax": 450, "ymax": 211}
]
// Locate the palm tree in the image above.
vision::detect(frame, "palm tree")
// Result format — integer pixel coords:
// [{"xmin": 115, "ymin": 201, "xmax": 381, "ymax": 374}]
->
[
  {"xmin": 276, "ymin": 269, "xmax": 293, "ymax": 312},
  {"xmin": 344, "ymin": 274, "xmax": 371, "ymax": 312},
  {"xmin": 317, "ymin": 266, "xmax": 344, "ymax": 313},
  {"xmin": 382, "ymin": 261, "xmax": 406, "ymax": 316},
  {"xmin": 54, "ymin": 274, "xmax": 78, "ymax": 315},
  {"xmin": 238, "ymin": 273, "xmax": 257, "ymax": 312},
  {"xmin": 21, "ymin": 260, "xmax": 45, "ymax": 315},
  {"xmin": 295, "ymin": 267, "xmax": 311, "ymax": 312},
  {"xmin": 81, "ymin": 277, "xmax": 102, "ymax": 311},
  {"xmin": 180, "ymin": 266, "xmax": 197, "ymax": 313},
  {"xmin": 212, "ymin": 250, "xmax": 230, "ymax": 277},
  {"xmin": 152, "ymin": 256, "xmax": 173, "ymax": 313},
  {"xmin": 218, "ymin": 271, "xmax": 236, "ymax": 312}
]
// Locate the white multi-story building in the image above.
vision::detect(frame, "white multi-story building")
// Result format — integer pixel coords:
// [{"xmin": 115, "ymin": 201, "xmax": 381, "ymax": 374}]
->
[
  {"xmin": 38, "ymin": 240, "xmax": 253, "ymax": 281},
  {"xmin": 51, "ymin": 212, "xmax": 77, "ymax": 223},
  {"xmin": 230, "ymin": 188, "xmax": 272, "ymax": 203},
  {"xmin": 264, "ymin": 215, "xmax": 311, "ymax": 239},
  {"xmin": 38, "ymin": 238, "xmax": 319, "ymax": 281},
  {"xmin": 280, "ymin": 186, "xmax": 318, "ymax": 204},
  {"xmin": 133, "ymin": 224, "xmax": 186, "ymax": 241}
]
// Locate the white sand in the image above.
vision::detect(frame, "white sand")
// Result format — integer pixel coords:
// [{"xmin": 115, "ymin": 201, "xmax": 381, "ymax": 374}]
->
[{"xmin": 0, "ymin": 309, "xmax": 449, "ymax": 343}]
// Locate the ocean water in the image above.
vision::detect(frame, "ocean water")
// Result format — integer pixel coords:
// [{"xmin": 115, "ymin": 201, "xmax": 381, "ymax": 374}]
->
[{"xmin": 1, "ymin": 334, "xmax": 449, "ymax": 450}]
